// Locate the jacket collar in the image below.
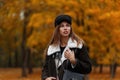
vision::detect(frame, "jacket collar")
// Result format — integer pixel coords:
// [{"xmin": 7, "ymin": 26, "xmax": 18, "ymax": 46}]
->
[
  {"xmin": 47, "ymin": 38, "xmax": 83, "ymax": 56},
  {"xmin": 47, "ymin": 37, "xmax": 83, "ymax": 67}
]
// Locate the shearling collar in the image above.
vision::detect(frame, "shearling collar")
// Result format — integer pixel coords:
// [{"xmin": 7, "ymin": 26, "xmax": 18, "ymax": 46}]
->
[
  {"xmin": 47, "ymin": 38, "xmax": 83, "ymax": 56},
  {"xmin": 47, "ymin": 37, "xmax": 83, "ymax": 67}
]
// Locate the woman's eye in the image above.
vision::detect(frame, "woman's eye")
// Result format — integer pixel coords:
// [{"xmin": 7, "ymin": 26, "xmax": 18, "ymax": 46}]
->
[
  {"xmin": 60, "ymin": 25, "xmax": 64, "ymax": 27},
  {"xmin": 66, "ymin": 24, "xmax": 70, "ymax": 27},
  {"xmin": 60, "ymin": 25, "xmax": 70, "ymax": 27}
]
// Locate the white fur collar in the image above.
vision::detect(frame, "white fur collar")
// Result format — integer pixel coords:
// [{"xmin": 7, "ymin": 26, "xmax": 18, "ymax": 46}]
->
[
  {"xmin": 47, "ymin": 38, "xmax": 83, "ymax": 56},
  {"xmin": 47, "ymin": 38, "xmax": 83, "ymax": 67}
]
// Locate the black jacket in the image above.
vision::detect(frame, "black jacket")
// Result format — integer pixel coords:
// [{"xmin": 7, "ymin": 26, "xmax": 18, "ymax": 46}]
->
[{"xmin": 41, "ymin": 38, "xmax": 92, "ymax": 80}]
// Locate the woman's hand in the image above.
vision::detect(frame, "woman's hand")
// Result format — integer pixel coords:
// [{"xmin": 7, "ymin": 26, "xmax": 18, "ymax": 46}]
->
[
  {"xmin": 45, "ymin": 77, "xmax": 56, "ymax": 80},
  {"xmin": 64, "ymin": 48, "xmax": 76, "ymax": 65}
]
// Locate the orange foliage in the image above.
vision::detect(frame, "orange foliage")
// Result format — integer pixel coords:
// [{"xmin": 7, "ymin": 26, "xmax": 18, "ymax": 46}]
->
[{"xmin": 1, "ymin": 0, "xmax": 120, "ymax": 67}]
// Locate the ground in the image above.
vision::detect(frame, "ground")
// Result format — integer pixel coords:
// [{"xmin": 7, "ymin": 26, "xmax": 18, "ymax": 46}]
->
[{"xmin": 0, "ymin": 67, "xmax": 120, "ymax": 80}]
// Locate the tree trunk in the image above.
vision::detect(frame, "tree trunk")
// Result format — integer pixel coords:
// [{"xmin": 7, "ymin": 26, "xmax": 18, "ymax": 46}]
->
[
  {"xmin": 76, "ymin": 12, "xmax": 80, "ymax": 26},
  {"xmin": 110, "ymin": 63, "xmax": 117, "ymax": 78},
  {"xmin": 8, "ymin": 53, "xmax": 12, "ymax": 67},
  {"xmin": 21, "ymin": 0, "xmax": 33, "ymax": 77},
  {"xmin": 14, "ymin": 49, "xmax": 18, "ymax": 67},
  {"xmin": 21, "ymin": 18, "xmax": 28, "ymax": 77},
  {"xmin": 27, "ymin": 48, "xmax": 33, "ymax": 74},
  {"xmin": 99, "ymin": 64, "xmax": 103, "ymax": 73}
]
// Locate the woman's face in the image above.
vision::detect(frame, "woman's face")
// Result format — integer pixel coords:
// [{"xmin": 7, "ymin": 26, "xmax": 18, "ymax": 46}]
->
[{"xmin": 59, "ymin": 21, "xmax": 71, "ymax": 37}]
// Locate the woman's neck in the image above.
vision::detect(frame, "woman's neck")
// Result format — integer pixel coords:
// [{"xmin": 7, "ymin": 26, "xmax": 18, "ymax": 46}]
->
[{"xmin": 60, "ymin": 37, "xmax": 69, "ymax": 47}]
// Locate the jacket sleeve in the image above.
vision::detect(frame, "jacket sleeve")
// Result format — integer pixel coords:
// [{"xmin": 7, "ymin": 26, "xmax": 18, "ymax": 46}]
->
[
  {"xmin": 41, "ymin": 56, "xmax": 49, "ymax": 80},
  {"xmin": 71, "ymin": 45, "xmax": 92, "ymax": 74}
]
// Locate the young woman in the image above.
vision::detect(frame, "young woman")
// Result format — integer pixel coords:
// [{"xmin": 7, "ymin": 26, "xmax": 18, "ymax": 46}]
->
[{"xmin": 41, "ymin": 14, "xmax": 92, "ymax": 80}]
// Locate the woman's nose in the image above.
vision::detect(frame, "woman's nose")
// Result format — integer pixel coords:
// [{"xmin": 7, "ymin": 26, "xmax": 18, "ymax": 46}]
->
[{"xmin": 64, "ymin": 26, "xmax": 67, "ymax": 29}]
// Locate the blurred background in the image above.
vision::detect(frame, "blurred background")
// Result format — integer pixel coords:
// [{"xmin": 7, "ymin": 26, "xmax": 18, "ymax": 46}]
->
[{"xmin": 0, "ymin": 0, "xmax": 120, "ymax": 80}]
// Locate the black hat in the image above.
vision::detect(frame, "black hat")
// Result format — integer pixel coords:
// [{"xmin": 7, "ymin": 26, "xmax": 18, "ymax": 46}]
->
[{"xmin": 54, "ymin": 14, "xmax": 72, "ymax": 27}]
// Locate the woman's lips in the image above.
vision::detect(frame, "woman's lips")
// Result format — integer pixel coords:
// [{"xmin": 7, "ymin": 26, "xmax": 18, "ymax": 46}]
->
[{"xmin": 63, "ymin": 31, "xmax": 68, "ymax": 34}]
